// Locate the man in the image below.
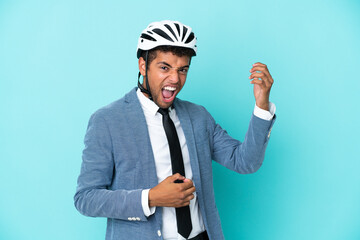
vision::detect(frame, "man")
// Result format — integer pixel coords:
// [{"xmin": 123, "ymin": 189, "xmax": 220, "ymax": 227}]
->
[{"xmin": 74, "ymin": 20, "xmax": 276, "ymax": 240}]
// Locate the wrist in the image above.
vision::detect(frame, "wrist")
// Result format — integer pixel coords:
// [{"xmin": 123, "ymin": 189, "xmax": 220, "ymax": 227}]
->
[
  {"xmin": 256, "ymin": 102, "xmax": 269, "ymax": 111},
  {"xmin": 148, "ymin": 188, "xmax": 155, "ymax": 207}
]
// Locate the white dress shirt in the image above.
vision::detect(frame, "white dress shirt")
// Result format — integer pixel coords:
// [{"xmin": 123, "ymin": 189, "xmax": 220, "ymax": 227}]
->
[{"xmin": 136, "ymin": 89, "xmax": 275, "ymax": 240}]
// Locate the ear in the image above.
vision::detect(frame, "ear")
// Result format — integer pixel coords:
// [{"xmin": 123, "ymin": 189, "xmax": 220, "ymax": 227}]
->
[{"xmin": 138, "ymin": 57, "xmax": 146, "ymax": 77}]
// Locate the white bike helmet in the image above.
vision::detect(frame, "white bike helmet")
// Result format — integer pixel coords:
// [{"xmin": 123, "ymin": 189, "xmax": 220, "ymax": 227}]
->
[
  {"xmin": 136, "ymin": 20, "xmax": 197, "ymax": 101},
  {"xmin": 137, "ymin": 20, "xmax": 197, "ymax": 59}
]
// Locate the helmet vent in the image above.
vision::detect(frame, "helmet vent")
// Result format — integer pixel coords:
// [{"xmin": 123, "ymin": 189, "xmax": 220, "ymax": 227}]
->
[
  {"xmin": 181, "ymin": 26, "xmax": 188, "ymax": 41},
  {"xmin": 185, "ymin": 32, "xmax": 195, "ymax": 44},
  {"xmin": 164, "ymin": 24, "xmax": 178, "ymax": 41},
  {"xmin": 147, "ymin": 31, "xmax": 153, "ymax": 35},
  {"xmin": 174, "ymin": 23, "xmax": 181, "ymax": 36},
  {"xmin": 153, "ymin": 28, "xmax": 174, "ymax": 42},
  {"xmin": 141, "ymin": 33, "xmax": 156, "ymax": 41}
]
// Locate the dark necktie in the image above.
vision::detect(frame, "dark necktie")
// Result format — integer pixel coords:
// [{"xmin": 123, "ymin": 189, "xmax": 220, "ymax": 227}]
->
[{"xmin": 158, "ymin": 108, "xmax": 192, "ymax": 239}]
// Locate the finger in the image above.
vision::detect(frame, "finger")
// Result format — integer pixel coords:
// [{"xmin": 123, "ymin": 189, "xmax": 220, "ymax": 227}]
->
[
  {"xmin": 183, "ymin": 186, "xmax": 196, "ymax": 197},
  {"xmin": 183, "ymin": 178, "xmax": 191, "ymax": 183},
  {"xmin": 249, "ymin": 72, "xmax": 265, "ymax": 80},
  {"xmin": 251, "ymin": 63, "xmax": 266, "ymax": 72},
  {"xmin": 168, "ymin": 173, "xmax": 185, "ymax": 182},
  {"xmin": 178, "ymin": 190, "xmax": 195, "ymax": 201},
  {"xmin": 187, "ymin": 193, "xmax": 195, "ymax": 201},
  {"xmin": 250, "ymin": 63, "xmax": 270, "ymax": 73},
  {"xmin": 252, "ymin": 62, "xmax": 267, "ymax": 67},
  {"xmin": 183, "ymin": 178, "xmax": 195, "ymax": 186},
  {"xmin": 250, "ymin": 66, "xmax": 270, "ymax": 76},
  {"xmin": 250, "ymin": 66, "xmax": 267, "ymax": 73},
  {"xmin": 182, "ymin": 193, "xmax": 195, "ymax": 203},
  {"xmin": 177, "ymin": 201, "xmax": 191, "ymax": 207},
  {"xmin": 249, "ymin": 74, "xmax": 270, "ymax": 87},
  {"xmin": 249, "ymin": 69, "xmax": 273, "ymax": 85},
  {"xmin": 250, "ymin": 78, "xmax": 264, "ymax": 86},
  {"xmin": 182, "ymin": 178, "xmax": 193, "ymax": 184},
  {"xmin": 180, "ymin": 180, "xmax": 195, "ymax": 190}
]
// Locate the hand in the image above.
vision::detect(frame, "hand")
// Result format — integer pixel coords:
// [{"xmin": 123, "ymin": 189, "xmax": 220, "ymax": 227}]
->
[
  {"xmin": 148, "ymin": 173, "xmax": 196, "ymax": 208},
  {"xmin": 249, "ymin": 62, "xmax": 274, "ymax": 111}
]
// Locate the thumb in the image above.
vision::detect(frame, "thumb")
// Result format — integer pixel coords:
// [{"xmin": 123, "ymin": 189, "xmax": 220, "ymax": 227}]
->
[
  {"xmin": 168, "ymin": 173, "xmax": 185, "ymax": 182},
  {"xmin": 183, "ymin": 178, "xmax": 191, "ymax": 183}
]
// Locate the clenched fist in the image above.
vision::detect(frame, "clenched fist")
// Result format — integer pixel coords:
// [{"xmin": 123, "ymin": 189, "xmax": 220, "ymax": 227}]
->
[{"xmin": 149, "ymin": 173, "xmax": 196, "ymax": 208}]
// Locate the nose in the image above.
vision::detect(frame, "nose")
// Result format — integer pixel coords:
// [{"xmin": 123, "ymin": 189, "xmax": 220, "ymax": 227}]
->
[{"xmin": 168, "ymin": 68, "xmax": 180, "ymax": 83}]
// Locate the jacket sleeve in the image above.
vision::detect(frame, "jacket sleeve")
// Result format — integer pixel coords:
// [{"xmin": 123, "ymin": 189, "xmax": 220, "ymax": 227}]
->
[
  {"xmin": 210, "ymin": 112, "xmax": 276, "ymax": 174},
  {"xmin": 74, "ymin": 111, "xmax": 147, "ymax": 221}
]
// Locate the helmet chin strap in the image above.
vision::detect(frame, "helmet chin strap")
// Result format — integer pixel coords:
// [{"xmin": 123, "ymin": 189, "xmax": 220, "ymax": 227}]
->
[{"xmin": 137, "ymin": 51, "xmax": 153, "ymax": 101}]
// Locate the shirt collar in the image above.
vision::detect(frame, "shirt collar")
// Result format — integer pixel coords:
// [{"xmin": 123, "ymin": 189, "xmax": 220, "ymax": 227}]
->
[{"xmin": 136, "ymin": 88, "xmax": 174, "ymax": 116}]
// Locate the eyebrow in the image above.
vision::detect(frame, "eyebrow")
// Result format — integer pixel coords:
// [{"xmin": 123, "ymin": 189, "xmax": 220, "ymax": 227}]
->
[{"xmin": 157, "ymin": 61, "xmax": 190, "ymax": 69}]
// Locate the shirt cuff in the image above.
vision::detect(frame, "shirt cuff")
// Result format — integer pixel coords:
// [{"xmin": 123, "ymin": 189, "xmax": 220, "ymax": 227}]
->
[
  {"xmin": 253, "ymin": 102, "xmax": 276, "ymax": 120},
  {"xmin": 141, "ymin": 189, "xmax": 156, "ymax": 217}
]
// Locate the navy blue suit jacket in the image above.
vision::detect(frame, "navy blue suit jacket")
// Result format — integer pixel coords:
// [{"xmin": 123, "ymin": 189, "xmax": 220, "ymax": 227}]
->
[{"xmin": 74, "ymin": 88, "xmax": 275, "ymax": 239}]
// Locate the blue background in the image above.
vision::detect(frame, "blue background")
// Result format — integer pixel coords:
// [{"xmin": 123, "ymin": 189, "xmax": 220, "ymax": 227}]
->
[{"xmin": 1, "ymin": 0, "xmax": 359, "ymax": 239}]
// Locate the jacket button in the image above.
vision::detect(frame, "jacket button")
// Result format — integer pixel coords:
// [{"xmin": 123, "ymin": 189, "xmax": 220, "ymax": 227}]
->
[
  {"xmin": 128, "ymin": 217, "xmax": 132, "ymax": 221},
  {"xmin": 157, "ymin": 230, "xmax": 161, "ymax": 237},
  {"xmin": 136, "ymin": 217, "xmax": 141, "ymax": 221}
]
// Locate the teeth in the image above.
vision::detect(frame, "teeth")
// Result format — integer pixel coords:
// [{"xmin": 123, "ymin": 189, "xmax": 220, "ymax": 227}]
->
[{"xmin": 164, "ymin": 86, "xmax": 176, "ymax": 91}]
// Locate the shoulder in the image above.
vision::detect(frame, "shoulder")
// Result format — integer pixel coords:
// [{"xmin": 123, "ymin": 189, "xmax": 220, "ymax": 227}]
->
[
  {"xmin": 174, "ymin": 98, "xmax": 215, "ymax": 126},
  {"xmin": 89, "ymin": 88, "xmax": 138, "ymax": 122},
  {"xmin": 175, "ymin": 98, "xmax": 210, "ymax": 116},
  {"xmin": 90, "ymin": 98, "xmax": 124, "ymax": 123}
]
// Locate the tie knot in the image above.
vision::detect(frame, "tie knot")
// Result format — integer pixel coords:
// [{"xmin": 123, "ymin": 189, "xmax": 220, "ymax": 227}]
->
[{"xmin": 158, "ymin": 108, "xmax": 169, "ymax": 116}]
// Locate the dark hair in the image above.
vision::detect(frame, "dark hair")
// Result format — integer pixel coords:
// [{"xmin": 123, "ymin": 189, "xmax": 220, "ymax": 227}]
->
[{"xmin": 140, "ymin": 46, "xmax": 195, "ymax": 68}]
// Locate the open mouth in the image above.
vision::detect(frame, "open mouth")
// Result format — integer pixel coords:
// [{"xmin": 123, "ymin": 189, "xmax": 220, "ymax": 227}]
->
[{"xmin": 161, "ymin": 86, "xmax": 177, "ymax": 102}]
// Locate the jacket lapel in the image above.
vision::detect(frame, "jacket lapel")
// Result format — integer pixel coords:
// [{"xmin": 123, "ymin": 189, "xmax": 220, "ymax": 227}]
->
[
  {"xmin": 173, "ymin": 100, "xmax": 204, "ymax": 204},
  {"xmin": 124, "ymin": 88, "xmax": 158, "ymax": 189}
]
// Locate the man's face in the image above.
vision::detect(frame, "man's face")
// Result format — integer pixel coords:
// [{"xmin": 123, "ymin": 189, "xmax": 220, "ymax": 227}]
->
[{"xmin": 139, "ymin": 51, "xmax": 190, "ymax": 109}]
